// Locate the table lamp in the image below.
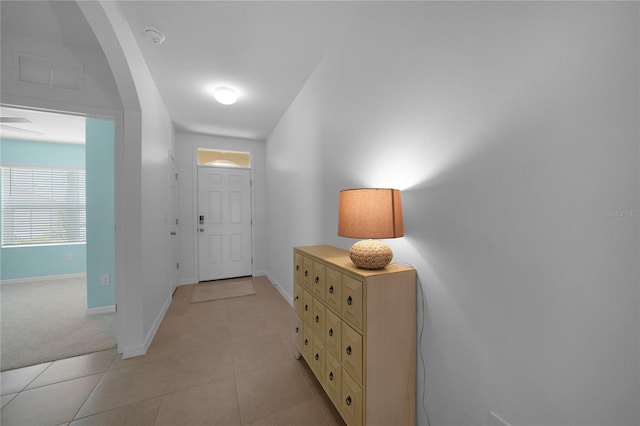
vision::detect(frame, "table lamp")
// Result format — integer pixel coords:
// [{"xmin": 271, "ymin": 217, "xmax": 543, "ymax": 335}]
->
[{"xmin": 338, "ymin": 188, "xmax": 404, "ymax": 269}]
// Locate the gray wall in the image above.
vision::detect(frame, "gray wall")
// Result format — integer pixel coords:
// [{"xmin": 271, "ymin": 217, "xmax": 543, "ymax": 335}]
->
[
  {"xmin": 266, "ymin": 2, "xmax": 639, "ymax": 425},
  {"xmin": 78, "ymin": 1, "xmax": 176, "ymax": 356},
  {"xmin": 0, "ymin": 31, "xmax": 121, "ymax": 112}
]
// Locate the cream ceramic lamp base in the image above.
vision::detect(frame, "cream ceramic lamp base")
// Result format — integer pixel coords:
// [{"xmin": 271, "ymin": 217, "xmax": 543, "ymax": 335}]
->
[{"xmin": 349, "ymin": 239, "xmax": 393, "ymax": 269}]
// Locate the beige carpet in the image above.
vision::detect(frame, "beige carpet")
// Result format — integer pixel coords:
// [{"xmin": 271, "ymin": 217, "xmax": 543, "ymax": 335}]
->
[
  {"xmin": 1, "ymin": 277, "xmax": 116, "ymax": 371},
  {"xmin": 191, "ymin": 279, "xmax": 256, "ymax": 303}
]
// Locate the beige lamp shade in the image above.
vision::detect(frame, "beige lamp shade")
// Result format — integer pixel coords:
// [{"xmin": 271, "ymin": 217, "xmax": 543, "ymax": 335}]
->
[
  {"xmin": 338, "ymin": 188, "xmax": 404, "ymax": 239},
  {"xmin": 338, "ymin": 188, "xmax": 404, "ymax": 269}
]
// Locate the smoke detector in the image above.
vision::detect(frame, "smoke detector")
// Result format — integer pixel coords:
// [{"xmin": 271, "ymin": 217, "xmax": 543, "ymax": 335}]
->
[{"xmin": 144, "ymin": 27, "xmax": 165, "ymax": 44}]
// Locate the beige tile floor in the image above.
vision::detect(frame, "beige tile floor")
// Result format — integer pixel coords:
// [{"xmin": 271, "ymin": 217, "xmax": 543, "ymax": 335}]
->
[{"xmin": 0, "ymin": 276, "xmax": 345, "ymax": 426}]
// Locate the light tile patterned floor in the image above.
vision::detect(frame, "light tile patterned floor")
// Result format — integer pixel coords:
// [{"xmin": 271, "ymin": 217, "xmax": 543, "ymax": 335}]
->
[{"xmin": 0, "ymin": 276, "xmax": 345, "ymax": 426}]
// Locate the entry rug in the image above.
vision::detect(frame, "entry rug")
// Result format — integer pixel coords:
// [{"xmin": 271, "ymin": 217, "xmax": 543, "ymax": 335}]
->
[{"xmin": 191, "ymin": 279, "xmax": 256, "ymax": 303}]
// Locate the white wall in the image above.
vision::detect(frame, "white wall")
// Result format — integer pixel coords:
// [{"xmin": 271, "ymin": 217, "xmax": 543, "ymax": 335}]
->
[
  {"xmin": 0, "ymin": 32, "xmax": 122, "ymax": 112},
  {"xmin": 265, "ymin": 2, "xmax": 639, "ymax": 425},
  {"xmin": 79, "ymin": 1, "xmax": 176, "ymax": 356},
  {"xmin": 176, "ymin": 133, "xmax": 267, "ymax": 284}
]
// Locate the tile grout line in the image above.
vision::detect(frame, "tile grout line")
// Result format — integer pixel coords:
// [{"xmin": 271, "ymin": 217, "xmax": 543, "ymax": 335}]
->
[
  {"xmin": 23, "ymin": 350, "xmax": 119, "ymax": 392},
  {"xmin": 230, "ymin": 375, "xmax": 245, "ymax": 426},
  {"xmin": 151, "ymin": 394, "xmax": 164, "ymax": 426},
  {"xmin": 226, "ymin": 299, "xmax": 249, "ymax": 426},
  {"xmin": 0, "ymin": 361, "xmax": 53, "ymax": 411},
  {"xmin": 69, "ymin": 371, "xmax": 107, "ymax": 424}
]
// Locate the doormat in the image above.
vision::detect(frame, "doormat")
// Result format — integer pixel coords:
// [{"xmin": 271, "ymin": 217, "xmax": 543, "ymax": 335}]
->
[{"xmin": 191, "ymin": 279, "xmax": 256, "ymax": 303}]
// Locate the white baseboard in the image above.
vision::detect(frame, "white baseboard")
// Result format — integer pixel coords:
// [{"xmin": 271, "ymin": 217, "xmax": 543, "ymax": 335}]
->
[
  {"xmin": 145, "ymin": 292, "xmax": 172, "ymax": 350},
  {"xmin": 179, "ymin": 278, "xmax": 196, "ymax": 285},
  {"xmin": 121, "ymin": 291, "xmax": 172, "ymax": 360},
  {"xmin": 121, "ymin": 290, "xmax": 172, "ymax": 360},
  {"xmin": 86, "ymin": 305, "xmax": 116, "ymax": 315},
  {"xmin": 121, "ymin": 344, "xmax": 146, "ymax": 359},
  {"xmin": 1, "ymin": 273, "xmax": 87, "ymax": 285},
  {"xmin": 266, "ymin": 272, "xmax": 293, "ymax": 307}
]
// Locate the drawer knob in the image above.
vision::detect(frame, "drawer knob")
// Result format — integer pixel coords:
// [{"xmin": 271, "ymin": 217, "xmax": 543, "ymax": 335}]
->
[
  {"xmin": 315, "ymin": 276, "xmax": 319, "ymax": 284},
  {"xmin": 315, "ymin": 315, "xmax": 319, "ymax": 323},
  {"xmin": 329, "ymin": 371, "xmax": 334, "ymax": 381},
  {"xmin": 346, "ymin": 345, "xmax": 352, "ymax": 355},
  {"xmin": 294, "ymin": 295, "xmax": 299, "ymax": 300},
  {"xmin": 304, "ymin": 304, "xmax": 309, "ymax": 311},
  {"xmin": 346, "ymin": 396, "xmax": 352, "ymax": 406},
  {"xmin": 295, "ymin": 326, "xmax": 299, "ymax": 333},
  {"xmin": 305, "ymin": 270, "xmax": 308, "ymax": 277},
  {"xmin": 347, "ymin": 296, "xmax": 353, "ymax": 306},
  {"xmin": 329, "ymin": 286, "xmax": 334, "ymax": 294},
  {"xmin": 328, "ymin": 328, "xmax": 333, "ymax": 336},
  {"xmin": 315, "ymin": 353, "xmax": 319, "ymax": 360},
  {"xmin": 296, "ymin": 265, "xmax": 299, "ymax": 271},
  {"xmin": 304, "ymin": 339, "xmax": 308, "ymax": 346}
]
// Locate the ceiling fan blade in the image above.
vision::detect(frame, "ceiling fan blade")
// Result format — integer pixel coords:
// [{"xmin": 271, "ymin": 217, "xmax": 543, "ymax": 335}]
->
[
  {"xmin": 0, "ymin": 124, "xmax": 45, "ymax": 136},
  {"xmin": 0, "ymin": 117, "xmax": 31, "ymax": 123}
]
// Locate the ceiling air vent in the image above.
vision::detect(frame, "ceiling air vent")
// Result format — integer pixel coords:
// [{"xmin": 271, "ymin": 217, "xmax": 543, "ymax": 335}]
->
[{"xmin": 13, "ymin": 53, "xmax": 84, "ymax": 91}]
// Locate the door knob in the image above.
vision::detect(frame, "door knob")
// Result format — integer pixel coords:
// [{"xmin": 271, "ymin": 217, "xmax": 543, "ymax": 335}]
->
[
  {"xmin": 170, "ymin": 231, "xmax": 176, "ymax": 235},
  {"xmin": 199, "ymin": 228, "xmax": 205, "ymax": 232}
]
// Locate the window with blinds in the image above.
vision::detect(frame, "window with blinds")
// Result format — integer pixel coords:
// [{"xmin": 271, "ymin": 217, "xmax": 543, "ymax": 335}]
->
[{"xmin": 1, "ymin": 167, "xmax": 86, "ymax": 246}]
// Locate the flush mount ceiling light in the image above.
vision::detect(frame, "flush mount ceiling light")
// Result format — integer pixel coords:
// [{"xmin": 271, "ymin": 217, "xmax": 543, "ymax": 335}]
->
[
  {"xmin": 213, "ymin": 87, "xmax": 238, "ymax": 105},
  {"xmin": 143, "ymin": 27, "xmax": 165, "ymax": 44}
]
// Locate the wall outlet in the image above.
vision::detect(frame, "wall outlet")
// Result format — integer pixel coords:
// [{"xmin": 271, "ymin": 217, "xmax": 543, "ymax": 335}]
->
[
  {"xmin": 66, "ymin": 253, "xmax": 73, "ymax": 261},
  {"xmin": 100, "ymin": 274, "xmax": 110, "ymax": 286},
  {"xmin": 489, "ymin": 411, "xmax": 512, "ymax": 426}
]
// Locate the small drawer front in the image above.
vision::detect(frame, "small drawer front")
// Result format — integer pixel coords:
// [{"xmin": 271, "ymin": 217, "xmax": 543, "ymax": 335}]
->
[
  {"xmin": 325, "ymin": 309, "xmax": 342, "ymax": 357},
  {"xmin": 312, "ymin": 301, "xmax": 325, "ymax": 339},
  {"xmin": 341, "ymin": 371, "xmax": 363, "ymax": 426},
  {"xmin": 303, "ymin": 256, "xmax": 314, "ymax": 289},
  {"xmin": 302, "ymin": 289, "xmax": 314, "ymax": 325},
  {"xmin": 342, "ymin": 275, "xmax": 363, "ymax": 330},
  {"xmin": 312, "ymin": 261, "xmax": 326, "ymax": 301},
  {"xmin": 293, "ymin": 283, "xmax": 303, "ymax": 318},
  {"xmin": 324, "ymin": 351, "xmax": 342, "ymax": 407},
  {"xmin": 302, "ymin": 323, "xmax": 314, "ymax": 360},
  {"xmin": 294, "ymin": 252, "xmax": 304, "ymax": 284},
  {"xmin": 341, "ymin": 322, "xmax": 363, "ymax": 384},
  {"xmin": 325, "ymin": 266, "xmax": 342, "ymax": 313},
  {"xmin": 293, "ymin": 314, "xmax": 303, "ymax": 352},
  {"xmin": 311, "ymin": 339, "xmax": 325, "ymax": 379}
]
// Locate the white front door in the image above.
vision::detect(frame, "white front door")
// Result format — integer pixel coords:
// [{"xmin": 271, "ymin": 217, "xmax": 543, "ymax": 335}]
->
[{"xmin": 197, "ymin": 166, "xmax": 252, "ymax": 281}]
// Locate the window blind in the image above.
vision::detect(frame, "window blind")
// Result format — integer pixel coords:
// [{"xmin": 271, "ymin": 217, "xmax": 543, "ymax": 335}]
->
[{"xmin": 1, "ymin": 167, "xmax": 86, "ymax": 246}]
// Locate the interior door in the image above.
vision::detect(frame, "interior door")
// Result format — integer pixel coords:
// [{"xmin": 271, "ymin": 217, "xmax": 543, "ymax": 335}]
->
[{"xmin": 197, "ymin": 166, "xmax": 252, "ymax": 281}]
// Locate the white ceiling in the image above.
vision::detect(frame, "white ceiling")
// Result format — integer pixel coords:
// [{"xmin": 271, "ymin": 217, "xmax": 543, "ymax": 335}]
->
[
  {"xmin": 1, "ymin": 1, "xmax": 361, "ymax": 142},
  {"xmin": 0, "ymin": 106, "xmax": 86, "ymax": 145}
]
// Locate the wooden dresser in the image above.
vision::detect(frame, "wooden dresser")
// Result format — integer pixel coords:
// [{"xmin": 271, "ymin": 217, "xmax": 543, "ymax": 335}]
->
[{"xmin": 293, "ymin": 245, "xmax": 416, "ymax": 426}]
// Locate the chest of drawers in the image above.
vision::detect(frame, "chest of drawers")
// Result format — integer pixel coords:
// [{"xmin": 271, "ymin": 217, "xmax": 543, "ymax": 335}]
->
[{"xmin": 293, "ymin": 245, "xmax": 416, "ymax": 426}]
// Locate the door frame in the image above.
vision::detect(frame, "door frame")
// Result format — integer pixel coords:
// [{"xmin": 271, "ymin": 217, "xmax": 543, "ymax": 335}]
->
[
  {"xmin": 191, "ymin": 146, "xmax": 255, "ymax": 282},
  {"xmin": 168, "ymin": 153, "xmax": 179, "ymax": 293},
  {"xmin": 1, "ymin": 100, "xmax": 121, "ymax": 348}
]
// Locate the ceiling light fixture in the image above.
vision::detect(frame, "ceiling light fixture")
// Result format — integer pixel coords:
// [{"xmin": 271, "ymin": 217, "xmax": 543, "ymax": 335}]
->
[
  {"xmin": 213, "ymin": 87, "xmax": 238, "ymax": 105},
  {"xmin": 143, "ymin": 27, "xmax": 165, "ymax": 44}
]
